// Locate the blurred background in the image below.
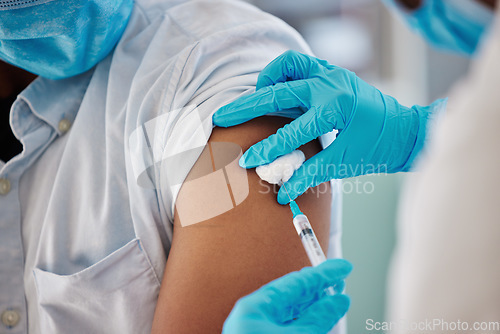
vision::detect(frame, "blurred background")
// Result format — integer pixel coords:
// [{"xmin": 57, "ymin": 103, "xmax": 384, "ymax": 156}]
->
[{"xmin": 243, "ymin": 0, "xmax": 470, "ymax": 332}]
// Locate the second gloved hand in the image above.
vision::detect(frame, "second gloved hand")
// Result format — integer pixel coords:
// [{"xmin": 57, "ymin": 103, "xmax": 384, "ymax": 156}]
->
[
  {"xmin": 222, "ymin": 259, "xmax": 352, "ymax": 334},
  {"xmin": 213, "ymin": 50, "xmax": 444, "ymax": 204}
]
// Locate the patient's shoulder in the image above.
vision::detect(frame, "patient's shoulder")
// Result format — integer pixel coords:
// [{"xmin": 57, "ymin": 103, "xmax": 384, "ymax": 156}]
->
[
  {"xmin": 151, "ymin": 116, "xmax": 333, "ymax": 333},
  {"xmin": 162, "ymin": 0, "xmax": 297, "ymax": 40}
]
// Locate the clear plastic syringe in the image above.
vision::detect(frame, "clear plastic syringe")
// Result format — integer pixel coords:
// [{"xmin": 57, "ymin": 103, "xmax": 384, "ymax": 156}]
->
[{"xmin": 282, "ymin": 185, "xmax": 335, "ymax": 295}]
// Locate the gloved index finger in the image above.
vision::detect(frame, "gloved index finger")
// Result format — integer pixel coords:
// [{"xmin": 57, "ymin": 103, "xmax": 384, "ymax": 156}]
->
[
  {"xmin": 256, "ymin": 50, "xmax": 324, "ymax": 90},
  {"xmin": 213, "ymin": 80, "xmax": 310, "ymax": 128},
  {"xmin": 240, "ymin": 106, "xmax": 327, "ymax": 169}
]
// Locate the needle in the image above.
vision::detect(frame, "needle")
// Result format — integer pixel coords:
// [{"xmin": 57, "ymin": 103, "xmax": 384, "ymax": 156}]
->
[{"xmin": 281, "ymin": 182, "xmax": 293, "ymax": 202}]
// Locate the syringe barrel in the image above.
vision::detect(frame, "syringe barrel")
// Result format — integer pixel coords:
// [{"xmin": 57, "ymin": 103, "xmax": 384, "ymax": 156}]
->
[{"xmin": 292, "ymin": 214, "xmax": 327, "ymax": 267}]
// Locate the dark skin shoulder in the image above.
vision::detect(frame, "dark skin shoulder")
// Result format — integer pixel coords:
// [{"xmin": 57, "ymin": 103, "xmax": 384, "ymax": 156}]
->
[{"xmin": 151, "ymin": 117, "xmax": 332, "ymax": 333}]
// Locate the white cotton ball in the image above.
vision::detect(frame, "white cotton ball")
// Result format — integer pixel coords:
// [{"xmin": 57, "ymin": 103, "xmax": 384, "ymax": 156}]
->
[{"xmin": 255, "ymin": 150, "xmax": 305, "ymax": 185}]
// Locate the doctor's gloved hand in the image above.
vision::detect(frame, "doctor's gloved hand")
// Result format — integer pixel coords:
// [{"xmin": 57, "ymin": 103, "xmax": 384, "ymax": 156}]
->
[
  {"xmin": 222, "ymin": 259, "xmax": 352, "ymax": 334},
  {"xmin": 213, "ymin": 50, "xmax": 445, "ymax": 204}
]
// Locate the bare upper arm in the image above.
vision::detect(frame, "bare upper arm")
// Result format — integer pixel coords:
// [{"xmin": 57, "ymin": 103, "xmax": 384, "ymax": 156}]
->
[{"xmin": 151, "ymin": 116, "xmax": 332, "ymax": 333}]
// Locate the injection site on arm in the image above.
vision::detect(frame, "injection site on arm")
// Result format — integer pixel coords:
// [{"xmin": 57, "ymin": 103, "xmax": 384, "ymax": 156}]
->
[
  {"xmin": 255, "ymin": 150, "xmax": 335, "ymax": 294},
  {"xmin": 153, "ymin": 117, "xmax": 332, "ymax": 333}
]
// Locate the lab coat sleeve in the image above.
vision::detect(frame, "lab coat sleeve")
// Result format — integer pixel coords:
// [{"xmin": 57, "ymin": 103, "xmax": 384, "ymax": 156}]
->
[{"xmin": 387, "ymin": 6, "xmax": 500, "ymax": 333}]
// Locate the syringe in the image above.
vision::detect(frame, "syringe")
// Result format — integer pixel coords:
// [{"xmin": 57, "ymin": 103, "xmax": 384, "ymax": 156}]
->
[{"xmin": 282, "ymin": 185, "xmax": 335, "ymax": 295}]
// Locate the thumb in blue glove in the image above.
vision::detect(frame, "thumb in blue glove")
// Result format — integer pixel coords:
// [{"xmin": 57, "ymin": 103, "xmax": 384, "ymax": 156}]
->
[
  {"xmin": 213, "ymin": 50, "xmax": 446, "ymax": 204},
  {"xmin": 222, "ymin": 259, "xmax": 352, "ymax": 334}
]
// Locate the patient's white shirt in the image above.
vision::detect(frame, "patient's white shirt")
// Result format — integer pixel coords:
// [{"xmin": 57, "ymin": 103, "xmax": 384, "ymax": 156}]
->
[{"xmin": 0, "ymin": 0, "xmax": 343, "ymax": 333}]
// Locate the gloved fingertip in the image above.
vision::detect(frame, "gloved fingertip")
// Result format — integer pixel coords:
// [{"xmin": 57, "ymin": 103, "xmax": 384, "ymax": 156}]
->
[
  {"xmin": 317, "ymin": 259, "xmax": 353, "ymax": 279},
  {"xmin": 334, "ymin": 259, "xmax": 353, "ymax": 273},
  {"xmin": 333, "ymin": 294, "xmax": 351, "ymax": 312},
  {"xmin": 239, "ymin": 148, "xmax": 263, "ymax": 169},
  {"xmin": 239, "ymin": 154, "xmax": 248, "ymax": 168},
  {"xmin": 212, "ymin": 109, "xmax": 227, "ymax": 128}
]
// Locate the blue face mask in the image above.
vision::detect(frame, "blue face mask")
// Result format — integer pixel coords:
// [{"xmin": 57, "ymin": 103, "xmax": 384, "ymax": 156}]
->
[
  {"xmin": 0, "ymin": 0, "xmax": 134, "ymax": 79},
  {"xmin": 384, "ymin": 0, "xmax": 495, "ymax": 55}
]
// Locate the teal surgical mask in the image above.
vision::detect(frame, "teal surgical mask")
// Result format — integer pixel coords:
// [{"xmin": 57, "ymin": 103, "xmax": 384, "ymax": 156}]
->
[
  {"xmin": 0, "ymin": 0, "xmax": 134, "ymax": 79},
  {"xmin": 384, "ymin": 0, "xmax": 495, "ymax": 55}
]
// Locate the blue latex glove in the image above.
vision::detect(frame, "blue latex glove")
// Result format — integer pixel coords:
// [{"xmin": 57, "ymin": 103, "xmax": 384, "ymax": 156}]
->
[
  {"xmin": 213, "ymin": 50, "xmax": 445, "ymax": 204},
  {"xmin": 223, "ymin": 259, "xmax": 352, "ymax": 334}
]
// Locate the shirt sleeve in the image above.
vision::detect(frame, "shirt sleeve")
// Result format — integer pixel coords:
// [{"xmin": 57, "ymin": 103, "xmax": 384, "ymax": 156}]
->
[{"xmin": 150, "ymin": 0, "xmax": 313, "ymax": 225}]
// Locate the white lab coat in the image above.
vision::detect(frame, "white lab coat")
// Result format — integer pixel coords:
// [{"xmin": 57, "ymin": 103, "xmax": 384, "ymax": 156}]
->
[{"xmin": 387, "ymin": 4, "xmax": 500, "ymax": 333}]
